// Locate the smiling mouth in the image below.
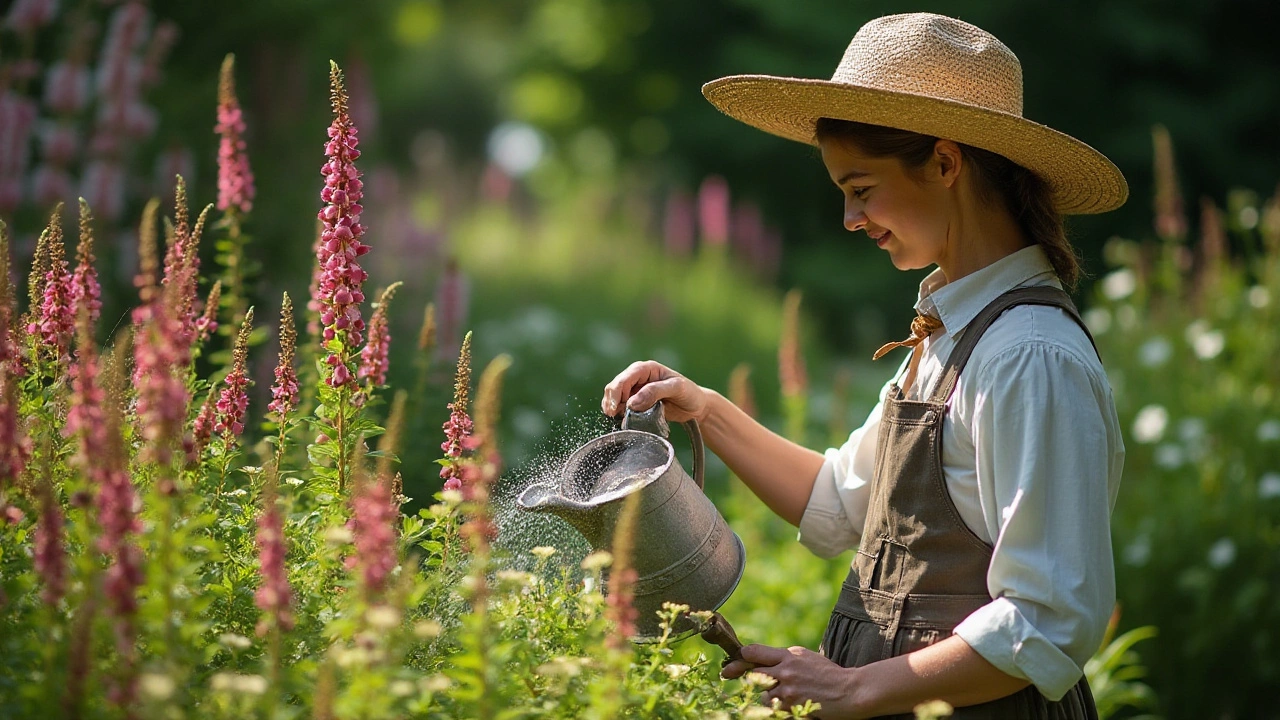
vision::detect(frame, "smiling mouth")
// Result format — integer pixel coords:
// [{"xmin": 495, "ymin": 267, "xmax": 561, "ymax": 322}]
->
[{"xmin": 872, "ymin": 231, "xmax": 892, "ymax": 248}]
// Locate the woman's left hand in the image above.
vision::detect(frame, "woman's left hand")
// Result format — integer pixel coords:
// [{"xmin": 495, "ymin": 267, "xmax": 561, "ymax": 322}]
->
[{"xmin": 721, "ymin": 644, "xmax": 866, "ymax": 718}]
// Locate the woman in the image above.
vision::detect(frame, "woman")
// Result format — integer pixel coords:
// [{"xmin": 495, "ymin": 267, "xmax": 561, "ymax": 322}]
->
[{"xmin": 601, "ymin": 13, "xmax": 1127, "ymax": 720}]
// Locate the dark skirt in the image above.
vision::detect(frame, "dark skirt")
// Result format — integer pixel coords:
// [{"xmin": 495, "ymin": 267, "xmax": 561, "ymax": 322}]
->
[{"xmin": 820, "ymin": 601, "xmax": 1100, "ymax": 720}]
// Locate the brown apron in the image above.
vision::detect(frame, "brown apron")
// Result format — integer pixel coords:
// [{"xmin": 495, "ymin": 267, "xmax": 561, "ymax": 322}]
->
[{"xmin": 820, "ymin": 286, "xmax": 1101, "ymax": 719}]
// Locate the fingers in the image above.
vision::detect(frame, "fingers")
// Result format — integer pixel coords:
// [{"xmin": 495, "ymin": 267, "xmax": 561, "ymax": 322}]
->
[
  {"xmin": 740, "ymin": 643, "xmax": 790, "ymax": 666},
  {"xmin": 626, "ymin": 377, "xmax": 682, "ymax": 412},
  {"xmin": 719, "ymin": 659, "xmax": 757, "ymax": 680},
  {"xmin": 601, "ymin": 360, "xmax": 667, "ymax": 416}
]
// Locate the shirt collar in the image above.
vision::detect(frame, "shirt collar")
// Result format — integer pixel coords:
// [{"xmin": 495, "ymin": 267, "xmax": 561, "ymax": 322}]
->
[{"xmin": 914, "ymin": 245, "xmax": 1060, "ymax": 338}]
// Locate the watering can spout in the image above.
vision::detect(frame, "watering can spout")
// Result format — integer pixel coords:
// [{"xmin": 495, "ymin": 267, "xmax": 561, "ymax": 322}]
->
[{"xmin": 516, "ymin": 483, "xmax": 588, "ymax": 525}]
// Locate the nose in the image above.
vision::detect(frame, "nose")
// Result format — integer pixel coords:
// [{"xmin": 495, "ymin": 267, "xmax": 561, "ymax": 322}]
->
[{"xmin": 843, "ymin": 198, "xmax": 867, "ymax": 233}]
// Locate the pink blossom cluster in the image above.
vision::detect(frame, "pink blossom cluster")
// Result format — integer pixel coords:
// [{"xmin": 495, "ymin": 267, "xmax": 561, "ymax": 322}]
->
[
  {"xmin": 314, "ymin": 64, "xmax": 370, "ymax": 390},
  {"xmin": 254, "ymin": 503, "xmax": 294, "ymax": 633},
  {"xmin": 44, "ymin": 60, "xmax": 92, "ymax": 116},
  {"xmin": 27, "ymin": 227, "xmax": 75, "ymax": 365},
  {"xmin": 192, "ymin": 392, "xmax": 216, "ymax": 455},
  {"xmin": 66, "ymin": 350, "xmax": 108, "ymax": 467},
  {"xmin": 4, "ymin": 0, "xmax": 57, "ymax": 35},
  {"xmin": 439, "ymin": 404, "xmax": 474, "ymax": 492},
  {"xmin": 215, "ymin": 55, "xmax": 254, "ymax": 215},
  {"xmin": 71, "ymin": 201, "xmax": 102, "ymax": 328},
  {"xmin": 0, "ymin": 373, "xmax": 28, "ymax": 483},
  {"xmin": 0, "ymin": 93, "xmax": 37, "ymax": 215},
  {"xmin": 0, "ymin": 223, "xmax": 27, "ymax": 482},
  {"xmin": 132, "ymin": 203, "xmax": 201, "ymax": 464},
  {"xmin": 34, "ymin": 487, "xmax": 66, "ymax": 606},
  {"xmin": 346, "ymin": 476, "xmax": 398, "ymax": 598},
  {"xmin": 215, "ymin": 310, "xmax": 254, "ymax": 440},
  {"xmin": 34, "ymin": 49, "xmax": 92, "ymax": 207},
  {"xmin": 697, "ymin": 175, "xmax": 730, "ymax": 247},
  {"xmin": 194, "ymin": 281, "xmax": 220, "ymax": 345},
  {"xmin": 83, "ymin": 2, "xmax": 160, "ymax": 221},
  {"xmin": 605, "ymin": 566, "xmax": 639, "ymax": 650},
  {"xmin": 358, "ymin": 300, "xmax": 391, "ymax": 387},
  {"xmin": 663, "ymin": 189, "xmax": 695, "ymax": 257},
  {"xmin": 97, "ymin": 464, "xmax": 144, "ymax": 659},
  {"xmin": 132, "ymin": 311, "xmax": 191, "ymax": 464},
  {"xmin": 268, "ymin": 295, "xmax": 299, "ymax": 418},
  {"xmin": 433, "ymin": 260, "xmax": 469, "ymax": 360}
]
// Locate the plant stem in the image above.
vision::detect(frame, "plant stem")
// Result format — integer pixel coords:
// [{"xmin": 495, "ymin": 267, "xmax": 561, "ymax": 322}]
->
[{"xmin": 336, "ymin": 386, "xmax": 348, "ymax": 494}]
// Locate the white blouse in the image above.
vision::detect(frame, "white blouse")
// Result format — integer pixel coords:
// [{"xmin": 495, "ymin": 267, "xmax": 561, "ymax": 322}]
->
[{"xmin": 797, "ymin": 245, "xmax": 1125, "ymax": 701}]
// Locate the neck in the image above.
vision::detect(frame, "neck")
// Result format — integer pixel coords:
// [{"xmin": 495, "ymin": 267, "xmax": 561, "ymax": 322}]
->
[{"xmin": 935, "ymin": 191, "xmax": 1029, "ymax": 283}]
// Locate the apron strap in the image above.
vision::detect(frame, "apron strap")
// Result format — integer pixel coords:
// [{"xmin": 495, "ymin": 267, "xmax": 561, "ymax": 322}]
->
[{"xmin": 928, "ymin": 285, "xmax": 1099, "ymax": 405}]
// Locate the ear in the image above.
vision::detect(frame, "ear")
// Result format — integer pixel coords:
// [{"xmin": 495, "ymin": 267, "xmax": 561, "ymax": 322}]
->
[{"xmin": 933, "ymin": 140, "xmax": 963, "ymax": 188}]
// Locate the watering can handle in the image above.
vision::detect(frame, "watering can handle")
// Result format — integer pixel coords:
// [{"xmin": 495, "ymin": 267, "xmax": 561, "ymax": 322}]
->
[
  {"xmin": 618, "ymin": 402, "xmax": 706, "ymax": 491},
  {"xmin": 681, "ymin": 419, "xmax": 706, "ymax": 491}
]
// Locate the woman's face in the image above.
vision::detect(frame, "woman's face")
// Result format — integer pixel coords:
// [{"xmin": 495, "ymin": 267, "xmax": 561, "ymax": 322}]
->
[{"xmin": 818, "ymin": 138, "xmax": 954, "ymax": 272}]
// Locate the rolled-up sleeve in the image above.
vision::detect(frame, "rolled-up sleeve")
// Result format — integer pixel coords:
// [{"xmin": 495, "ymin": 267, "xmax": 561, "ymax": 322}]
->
[
  {"xmin": 797, "ymin": 369, "xmax": 903, "ymax": 558},
  {"xmin": 953, "ymin": 341, "xmax": 1123, "ymax": 701}
]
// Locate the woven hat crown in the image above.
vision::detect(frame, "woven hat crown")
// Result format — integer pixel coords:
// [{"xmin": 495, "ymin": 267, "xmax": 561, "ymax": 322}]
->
[
  {"xmin": 833, "ymin": 13, "xmax": 1023, "ymax": 117},
  {"xmin": 700, "ymin": 11, "xmax": 1129, "ymax": 215}
]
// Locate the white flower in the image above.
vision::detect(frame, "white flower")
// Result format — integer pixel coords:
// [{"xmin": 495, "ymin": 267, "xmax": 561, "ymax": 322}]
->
[
  {"xmin": 914, "ymin": 700, "xmax": 957, "ymax": 720},
  {"xmin": 390, "ymin": 680, "xmax": 416, "ymax": 697},
  {"xmin": 1257, "ymin": 419, "xmax": 1280, "ymax": 443},
  {"xmin": 1258, "ymin": 473, "xmax": 1280, "ymax": 500},
  {"xmin": 1138, "ymin": 337, "xmax": 1172, "ymax": 367},
  {"xmin": 741, "ymin": 671, "xmax": 777, "ymax": 690},
  {"xmin": 139, "ymin": 672, "xmax": 176, "ymax": 700},
  {"xmin": 1082, "ymin": 308, "xmax": 1112, "ymax": 335},
  {"xmin": 419, "ymin": 675, "xmax": 452, "ymax": 693},
  {"xmin": 1123, "ymin": 535, "xmax": 1151, "ymax": 567},
  {"xmin": 496, "ymin": 570, "xmax": 534, "ymax": 591},
  {"xmin": 414, "ymin": 620, "xmax": 443, "ymax": 639},
  {"xmin": 663, "ymin": 663, "xmax": 691, "ymax": 679},
  {"xmin": 218, "ymin": 633, "xmax": 253, "ymax": 650},
  {"xmin": 441, "ymin": 489, "xmax": 464, "ymax": 506},
  {"xmin": 324, "ymin": 526, "xmax": 354, "ymax": 545},
  {"xmin": 581, "ymin": 550, "xmax": 613, "ymax": 571},
  {"xmin": 1178, "ymin": 417, "xmax": 1207, "ymax": 443},
  {"xmin": 589, "ymin": 323, "xmax": 630, "ymax": 357},
  {"xmin": 1247, "ymin": 286, "xmax": 1271, "ymax": 309},
  {"xmin": 1154, "ymin": 444, "xmax": 1185, "ymax": 469},
  {"xmin": 1207, "ymin": 538, "xmax": 1236, "ymax": 569},
  {"xmin": 284, "ymin": 476, "xmax": 304, "ymax": 486},
  {"xmin": 536, "ymin": 656, "xmax": 588, "ymax": 678},
  {"xmin": 1192, "ymin": 330, "xmax": 1225, "ymax": 360},
  {"xmin": 1132, "ymin": 405, "xmax": 1169, "ymax": 444},
  {"xmin": 1240, "ymin": 205, "xmax": 1259, "ymax": 229},
  {"xmin": 1102, "ymin": 269, "xmax": 1137, "ymax": 300},
  {"xmin": 210, "ymin": 673, "xmax": 268, "ymax": 695},
  {"xmin": 531, "ymin": 545, "xmax": 557, "ymax": 559},
  {"xmin": 1115, "ymin": 305, "xmax": 1138, "ymax": 331},
  {"xmin": 366, "ymin": 605, "xmax": 402, "ymax": 630}
]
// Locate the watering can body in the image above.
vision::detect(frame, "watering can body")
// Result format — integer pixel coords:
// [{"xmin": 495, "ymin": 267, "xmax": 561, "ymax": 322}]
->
[{"xmin": 516, "ymin": 403, "xmax": 745, "ymax": 639}]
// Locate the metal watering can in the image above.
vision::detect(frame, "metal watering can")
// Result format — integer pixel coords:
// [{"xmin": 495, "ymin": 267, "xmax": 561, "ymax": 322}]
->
[{"xmin": 516, "ymin": 401, "xmax": 747, "ymax": 650}]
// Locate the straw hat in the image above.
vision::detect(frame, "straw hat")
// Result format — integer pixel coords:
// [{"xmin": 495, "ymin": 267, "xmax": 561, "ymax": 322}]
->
[{"xmin": 702, "ymin": 13, "xmax": 1127, "ymax": 215}]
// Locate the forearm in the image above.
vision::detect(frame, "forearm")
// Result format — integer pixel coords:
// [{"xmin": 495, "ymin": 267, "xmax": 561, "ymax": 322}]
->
[
  {"xmin": 851, "ymin": 635, "xmax": 1030, "ymax": 717},
  {"xmin": 699, "ymin": 390, "xmax": 825, "ymax": 526}
]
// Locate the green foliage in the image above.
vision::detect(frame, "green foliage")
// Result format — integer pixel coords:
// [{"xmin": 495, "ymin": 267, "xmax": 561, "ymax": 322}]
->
[{"xmin": 1086, "ymin": 189, "xmax": 1280, "ymax": 719}]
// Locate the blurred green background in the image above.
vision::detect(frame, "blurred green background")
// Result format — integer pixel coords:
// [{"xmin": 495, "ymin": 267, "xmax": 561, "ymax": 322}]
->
[{"xmin": 4, "ymin": 1, "xmax": 1280, "ymax": 717}]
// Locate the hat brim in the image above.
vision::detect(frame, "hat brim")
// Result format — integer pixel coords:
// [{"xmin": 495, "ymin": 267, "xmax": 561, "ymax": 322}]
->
[{"xmin": 702, "ymin": 75, "xmax": 1128, "ymax": 215}]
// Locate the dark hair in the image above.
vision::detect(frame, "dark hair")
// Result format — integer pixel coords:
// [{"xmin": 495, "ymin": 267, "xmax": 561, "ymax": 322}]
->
[{"xmin": 814, "ymin": 118, "xmax": 1079, "ymax": 288}]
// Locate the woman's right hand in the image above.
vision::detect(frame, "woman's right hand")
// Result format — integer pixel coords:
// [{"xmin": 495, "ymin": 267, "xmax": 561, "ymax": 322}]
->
[{"xmin": 601, "ymin": 361, "xmax": 710, "ymax": 424}]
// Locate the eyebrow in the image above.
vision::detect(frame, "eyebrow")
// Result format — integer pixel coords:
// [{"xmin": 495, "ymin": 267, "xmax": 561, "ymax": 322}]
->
[{"xmin": 834, "ymin": 170, "xmax": 871, "ymax": 185}]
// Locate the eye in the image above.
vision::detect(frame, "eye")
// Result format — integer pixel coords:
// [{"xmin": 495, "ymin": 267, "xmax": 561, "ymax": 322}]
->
[{"xmin": 850, "ymin": 186, "xmax": 870, "ymax": 200}]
